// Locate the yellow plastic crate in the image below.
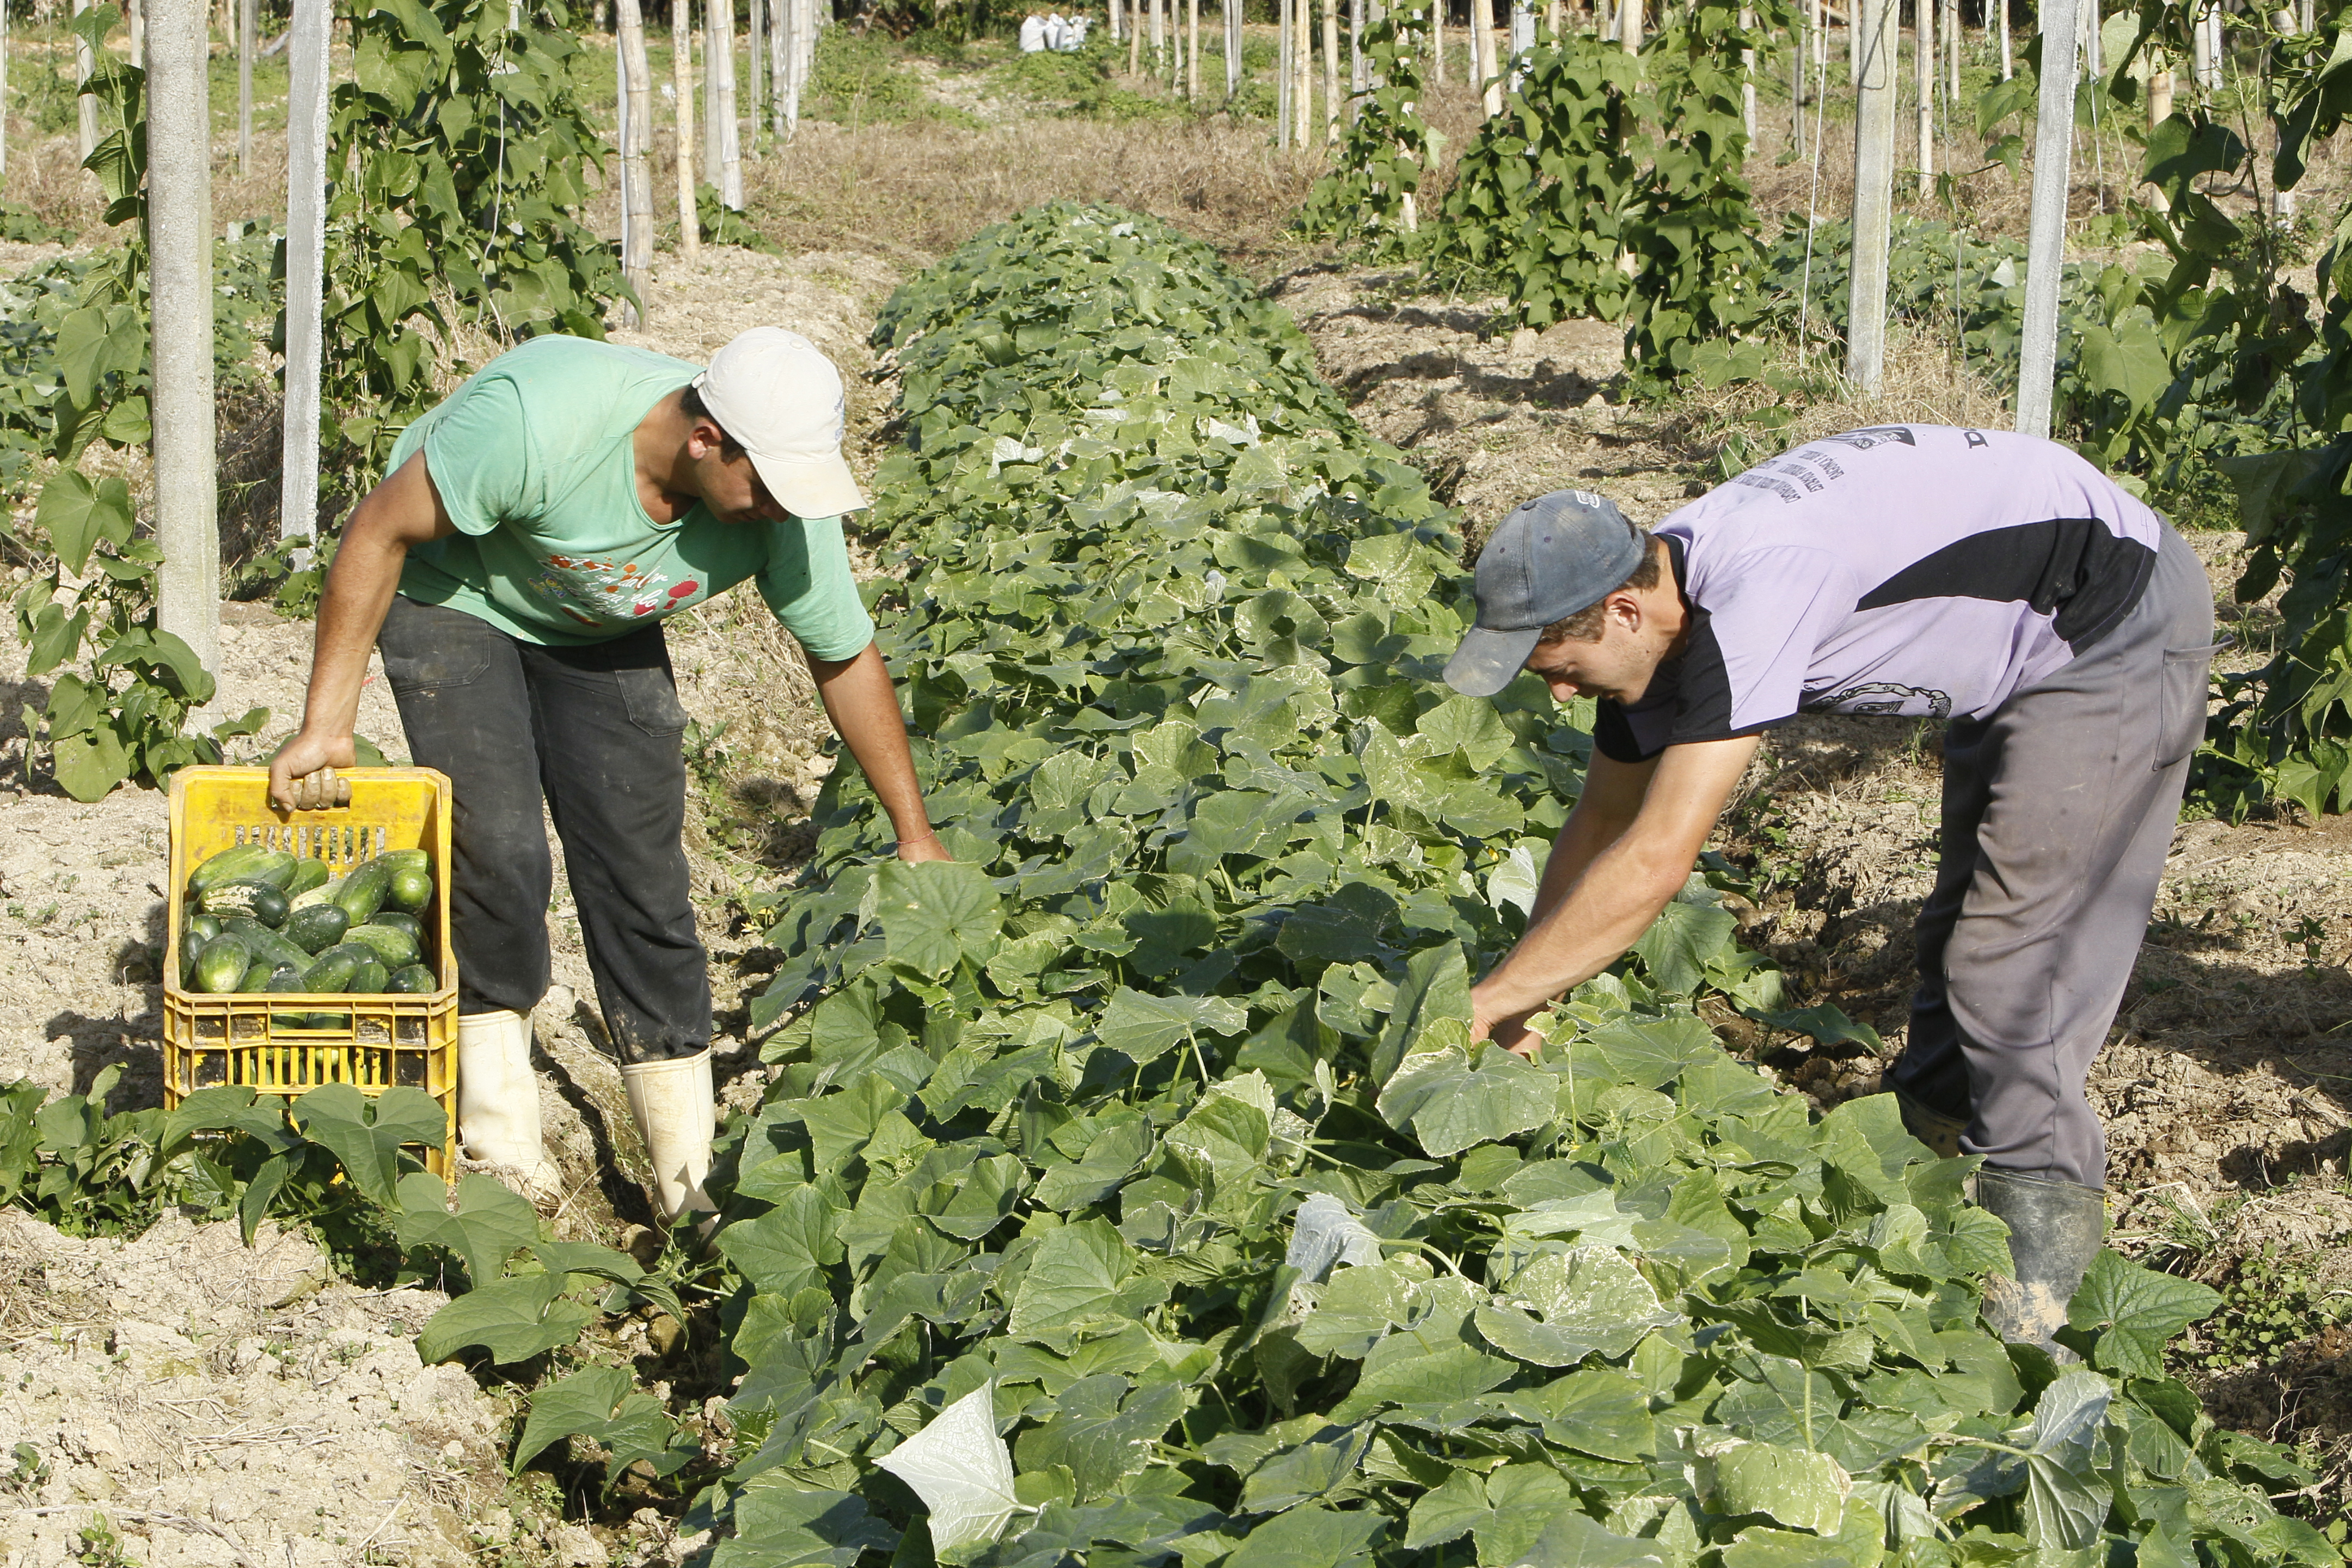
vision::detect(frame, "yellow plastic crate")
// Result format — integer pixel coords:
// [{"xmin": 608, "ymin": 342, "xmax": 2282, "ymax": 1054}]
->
[{"xmin": 162, "ymin": 765, "xmax": 457, "ymax": 1177}]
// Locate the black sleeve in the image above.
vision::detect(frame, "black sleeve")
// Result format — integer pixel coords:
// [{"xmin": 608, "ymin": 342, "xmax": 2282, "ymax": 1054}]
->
[{"xmin": 1592, "ymin": 612, "xmax": 1788, "ymax": 764}]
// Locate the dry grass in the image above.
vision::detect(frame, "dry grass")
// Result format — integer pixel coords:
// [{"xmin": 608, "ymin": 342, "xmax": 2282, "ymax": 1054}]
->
[{"xmin": 718, "ymin": 113, "xmax": 1327, "ymax": 267}]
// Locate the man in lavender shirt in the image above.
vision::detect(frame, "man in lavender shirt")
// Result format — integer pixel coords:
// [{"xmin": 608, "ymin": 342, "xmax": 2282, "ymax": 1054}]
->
[{"xmin": 1444, "ymin": 424, "xmax": 2216, "ymax": 1357}]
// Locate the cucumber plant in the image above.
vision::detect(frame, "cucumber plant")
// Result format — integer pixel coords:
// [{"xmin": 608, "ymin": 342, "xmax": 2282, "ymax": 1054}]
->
[{"xmin": 673, "ymin": 202, "xmax": 2326, "ymax": 1566}]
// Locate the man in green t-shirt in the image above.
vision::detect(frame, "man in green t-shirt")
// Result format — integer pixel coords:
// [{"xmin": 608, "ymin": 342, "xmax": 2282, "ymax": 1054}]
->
[{"xmin": 269, "ymin": 328, "xmax": 945, "ymax": 1226}]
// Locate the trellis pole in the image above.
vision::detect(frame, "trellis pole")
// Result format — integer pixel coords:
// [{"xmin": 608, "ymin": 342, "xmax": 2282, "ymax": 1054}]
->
[
  {"xmin": 236, "ymin": 0, "xmax": 252, "ymax": 175},
  {"xmin": 2014, "ymin": 0, "xmax": 2081, "ymax": 437},
  {"xmin": 74, "ymin": 0, "xmax": 98, "ymax": 161},
  {"xmin": 1619, "ymin": 0, "xmax": 1639, "ymax": 55},
  {"xmin": 1996, "ymin": 0, "xmax": 2010, "ymax": 78},
  {"xmin": 1943, "ymin": 0, "xmax": 1955, "ymax": 98},
  {"xmin": 1914, "ymin": 0, "xmax": 1931, "ymax": 194},
  {"xmin": 745, "ymin": 0, "xmax": 763, "ymax": 152},
  {"xmin": 1277, "ymin": 0, "xmax": 1291, "ymax": 142},
  {"xmin": 148, "ymin": 0, "xmax": 219, "ymax": 690},
  {"xmin": 1296, "ymin": 0, "xmax": 1313, "ymax": 143},
  {"xmin": 710, "ymin": 0, "xmax": 741, "ymax": 209},
  {"xmin": 1225, "ymin": 0, "xmax": 1240, "ymax": 99},
  {"xmin": 1, "ymin": 0, "xmax": 9, "ymax": 189},
  {"xmin": 1846, "ymin": 0, "xmax": 1896, "ymax": 389},
  {"xmin": 672, "ymin": 0, "xmax": 699, "ymax": 259},
  {"xmin": 1739, "ymin": 2, "xmax": 1754, "ymax": 138},
  {"xmin": 1323, "ymin": 0, "xmax": 1339, "ymax": 138},
  {"xmin": 1189, "ymin": 0, "xmax": 1200, "ymax": 100},
  {"xmin": 281, "ymin": 0, "xmax": 332, "ymax": 558},
  {"xmin": 1478, "ymin": 0, "xmax": 1499, "ymax": 112}
]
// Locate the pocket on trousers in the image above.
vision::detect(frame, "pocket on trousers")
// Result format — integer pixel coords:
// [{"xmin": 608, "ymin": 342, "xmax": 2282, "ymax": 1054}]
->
[
  {"xmin": 616, "ymin": 666, "xmax": 690, "ymax": 736},
  {"xmin": 377, "ymin": 636, "xmax": 493, "ymax": 692},
  {"xmin": 2155, "ymin": 644, "xmax": 2219, "ymax": 770}
]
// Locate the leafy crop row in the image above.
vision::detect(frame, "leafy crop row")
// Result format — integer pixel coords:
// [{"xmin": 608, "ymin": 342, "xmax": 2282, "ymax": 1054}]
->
[{"xmin": 689, "ymin": 202, "xmax": 2327, "ymax": 1567}]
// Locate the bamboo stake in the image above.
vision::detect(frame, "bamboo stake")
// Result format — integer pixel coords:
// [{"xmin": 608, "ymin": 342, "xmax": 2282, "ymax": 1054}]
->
[
  {"xmin": 1432, "ymin": 0, "xmax": 1443, "ymax": 84},
  {"xmin": 1914, "ymin": 0, "xmax": 1930, "ymax": 194},
  {"xmin": 1350, "ymin": 0, "xmax": 1364, "ymax": 109},
  {"xmin": 1847, "ymin": 0, "xmax": 1896, "ymax": 389},
  {"xmin": 126, "ymin": 0, "xmax": 139, "ymax": 68},
  {"xmin": 1323, "ymin": 0, "xmax": 1339, "ymax": 139},
  {"xmin": 148, "ymin": 0, "xmax": 219, "ymax": 693},
  {"xmin": 672, "ymin": 0, "xmax": 700, "ymax": 259},
  {"xmin": 1132, "ymin": 0, "xmax": 1145, "ymax": 76},
  {"xmin": 1619, "ymin": 0, "xmax": 1639, "ymax": 54},
  {"xmin": 282, "ymin": 0, "xmax": 332, "ymax": 554},
  {"xmin": 1996, "ymin": 0, "xmax": 2010, "ymax": 79},
  {"xmin": 702, "ymin": 0, "xmax": 719, "ymax": 198},
  {"xmin": 2, "ymin": 0, "xmax": 10, "ymax": 189},
  {"xmin": 236, "ymin": 0, "xmax": 252, "ymax": 174}
]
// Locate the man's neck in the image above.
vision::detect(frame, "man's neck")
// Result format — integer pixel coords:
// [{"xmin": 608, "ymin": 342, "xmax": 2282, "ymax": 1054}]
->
[{"xmin": 632, "ymin": 388, "xmax": 700, "ymax": 519}]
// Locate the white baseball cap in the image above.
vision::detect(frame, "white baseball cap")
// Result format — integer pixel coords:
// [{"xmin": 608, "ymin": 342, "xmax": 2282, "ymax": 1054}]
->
[{"xmin": 691, "ymin": 327, "xmax": 868, "ymax": 517}]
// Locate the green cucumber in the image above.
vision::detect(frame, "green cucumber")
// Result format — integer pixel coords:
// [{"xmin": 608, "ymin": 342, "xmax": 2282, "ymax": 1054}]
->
[
  {"xmin": 386, "ymin": 866, "xmax": 433, "ymax": 915},
  {"xmin": 377, "ymin": 849, "xmax": 431, "ymax": 877},
  {"xmin": 341, "ymin": 922, "xmax": 420, "ymax": 970},
  {"xmin": 290, "ymin": 873, "xmax": 347, "ymax": 912},
  {"xmin": 334, "ymin": 861, "xmax": 394, "ymax": 924},
  {"xmin": 237, "ymin": 959, "xmax": 303, "ymax": 994},
  {"xmin": 366, "ymin": 911, "xmax": 423, "ymax": 942},
  {"xmin": 384, "ymin": 963, "xmax": 437, "ymax": 994},
  {"xmin": 191, "ymin": 936, "xmax": 252, "ymax": 994},
  {"xmin": 185, "ymin": 912, "xmax": 222, "ymax": 945},
  {"xmin": 187, "ymin": 843, "xmax": 275, "ymax": 895},
  {"xmin": 346, "ymin": 960, "xmax": 390, "ymax": 995},
  {"xmin": 199, "ymin": 879, "xmax": 291, "ymax": 929},
  {"xmin": 285, "ymin": 904, "xmax": 352, "ymax": 955},
  {"xmin": 285, "ymin": 857, "xmax": 332, "ymax": 897},
  {"xmin": 301, "ymin": 950, "xmax": 363, "ymax": 994}
]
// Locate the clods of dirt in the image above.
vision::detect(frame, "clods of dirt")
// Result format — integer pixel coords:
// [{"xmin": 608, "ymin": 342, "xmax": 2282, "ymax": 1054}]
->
[{"xmin": 0, "ymin": 1210, "xmax": 495, "ymax": 1567}]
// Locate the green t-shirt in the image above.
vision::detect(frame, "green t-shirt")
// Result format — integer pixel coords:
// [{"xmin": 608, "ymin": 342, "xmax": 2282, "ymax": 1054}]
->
[{"xmin": 390, "ymin": 334, "xmax": 877, "ymax": 657}]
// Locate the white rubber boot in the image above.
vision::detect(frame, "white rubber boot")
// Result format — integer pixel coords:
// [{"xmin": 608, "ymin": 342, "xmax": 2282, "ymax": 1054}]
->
[
  {"xmin": 456, "ymin": 1009, "xmax": 562, "ymax": 1203},
  {"xmin": 620, "ymin": 1048, "xmax": 718, "ymax": 1229}
]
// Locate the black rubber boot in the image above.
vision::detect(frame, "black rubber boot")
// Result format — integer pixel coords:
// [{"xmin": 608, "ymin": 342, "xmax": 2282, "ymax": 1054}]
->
[
  {"xmin": 1892, "ymin": 1088, "xmax": 1968, "ymax": 1159},
  {"xmin": 1974, "ymin": 1168, "xmax": 2107, "ymax": 1361}
]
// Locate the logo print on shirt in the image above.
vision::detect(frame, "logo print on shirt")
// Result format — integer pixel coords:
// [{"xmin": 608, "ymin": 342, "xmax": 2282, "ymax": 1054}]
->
[
  {"xmin": 531, "ymin": 555, "xmax": 701, "ymax": 624},
  {"xmin": 1964, "ymin": 429, "xmax": 1990, "ymax": 448},
  {"xmin": 1803, "ymin": 679, "xmax": 1953, "ymax": 720},
  {"xmin": 1816, "ymin": 425, "xmax": 1920, "ymax": 451}
]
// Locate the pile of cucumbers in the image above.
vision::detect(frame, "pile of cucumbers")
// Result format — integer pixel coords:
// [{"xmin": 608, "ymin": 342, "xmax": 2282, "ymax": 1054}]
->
[{"xmin": 181, "ymin": 842, "xmax": 439, "ymax": 1000}]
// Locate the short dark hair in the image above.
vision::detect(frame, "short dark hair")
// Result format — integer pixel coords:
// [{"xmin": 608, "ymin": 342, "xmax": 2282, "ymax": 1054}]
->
[
  {"xmin": 679, "ymin": 383, "xmax": 745, "ymax": 458},
  {"xmin": 1536, "ymin": 531, "xmax": 1663, "ymax": 644}
]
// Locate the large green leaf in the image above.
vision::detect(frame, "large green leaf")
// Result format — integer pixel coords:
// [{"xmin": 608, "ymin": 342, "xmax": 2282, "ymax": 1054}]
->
[
  {"xmin": 876, "ymin": 859, "xmax": 1003, "ymax": 977},
  {"xmin": 415, "ymin": 1270, "xmax": 593, "ymax": 1365},
  {"xmin": 2067, "ymin": 1250, "xmax": 2221, "ymax": 1379}
]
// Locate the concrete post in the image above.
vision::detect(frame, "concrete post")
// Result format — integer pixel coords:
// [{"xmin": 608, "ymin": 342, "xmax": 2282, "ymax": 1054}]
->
[
  {"xmin": 281, "ymin": 0, "xmax": 330, "ymax": 558},
  {"xmin": 1846, "ymin": 0, "xmax": 1897, "ymax": 389},
  {"xmin": 2014, "ymin": 0, "xmax": 2081, "ymax": 437},
  {"xmin": 147, "ymin": 0, "xmax": 219, "ymax": 688}
]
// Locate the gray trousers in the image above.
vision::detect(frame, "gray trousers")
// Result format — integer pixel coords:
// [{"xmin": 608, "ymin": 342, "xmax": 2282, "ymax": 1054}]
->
[{"xmin": 1888, "ymin": 527, "xmax": 2215, "ymax": 1189}]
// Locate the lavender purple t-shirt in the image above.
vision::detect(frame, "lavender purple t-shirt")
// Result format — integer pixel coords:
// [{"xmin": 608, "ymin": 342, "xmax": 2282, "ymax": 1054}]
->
[{"xmin": 1594, "ymin": 425, "xmax": 2165, "ymax": 763}]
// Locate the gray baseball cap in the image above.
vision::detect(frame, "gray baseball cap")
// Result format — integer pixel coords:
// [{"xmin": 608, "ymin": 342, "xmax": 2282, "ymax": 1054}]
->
[{"xmin": 1444, "ymin": 490, "xmax": 1645, "ymax": 697}]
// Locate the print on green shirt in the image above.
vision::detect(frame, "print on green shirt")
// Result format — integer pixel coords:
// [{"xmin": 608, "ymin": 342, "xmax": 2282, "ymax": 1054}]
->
[{"xmin": 387, "ymin": 335, "xmax": 877, "ymax": 658}]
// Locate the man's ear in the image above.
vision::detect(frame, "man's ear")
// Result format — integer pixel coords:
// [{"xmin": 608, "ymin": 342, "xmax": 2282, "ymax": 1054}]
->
[{"xmin": 684, "ymin": 418, "xmax": 730, "ymax": 459}]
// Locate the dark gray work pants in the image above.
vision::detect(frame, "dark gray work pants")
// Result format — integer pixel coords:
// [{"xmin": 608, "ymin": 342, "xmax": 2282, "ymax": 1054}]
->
[
  {"xmin": 376, "ymin": 595, "xmax": 711, "ymax": 1065},
  {"xmin": 1888, "ymin": 528, "xmax": 2215, "ymax": 1189}
]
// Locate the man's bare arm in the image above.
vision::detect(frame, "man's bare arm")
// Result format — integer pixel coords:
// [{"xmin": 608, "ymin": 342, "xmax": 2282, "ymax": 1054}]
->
[
  {"xmin": 807, "ymin": 642, "xmax": 945, "ymax": 863},
  {"xmin": 268, "ymin": 452, "xmax": 455, "ymax": 811},
  {"xmin": 1472, "ymin": 733, "xmax": 1761, "ymax": 1048}
]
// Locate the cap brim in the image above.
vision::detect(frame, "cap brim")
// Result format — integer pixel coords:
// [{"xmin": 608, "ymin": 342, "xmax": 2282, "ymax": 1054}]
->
[
  {"xmin": 1444, "ymin": 625, "xmax": 1543, "ymax": 698},
  {"xmin": 749, "ymin": 449, "xmax": 868, "ymax": 517}
]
